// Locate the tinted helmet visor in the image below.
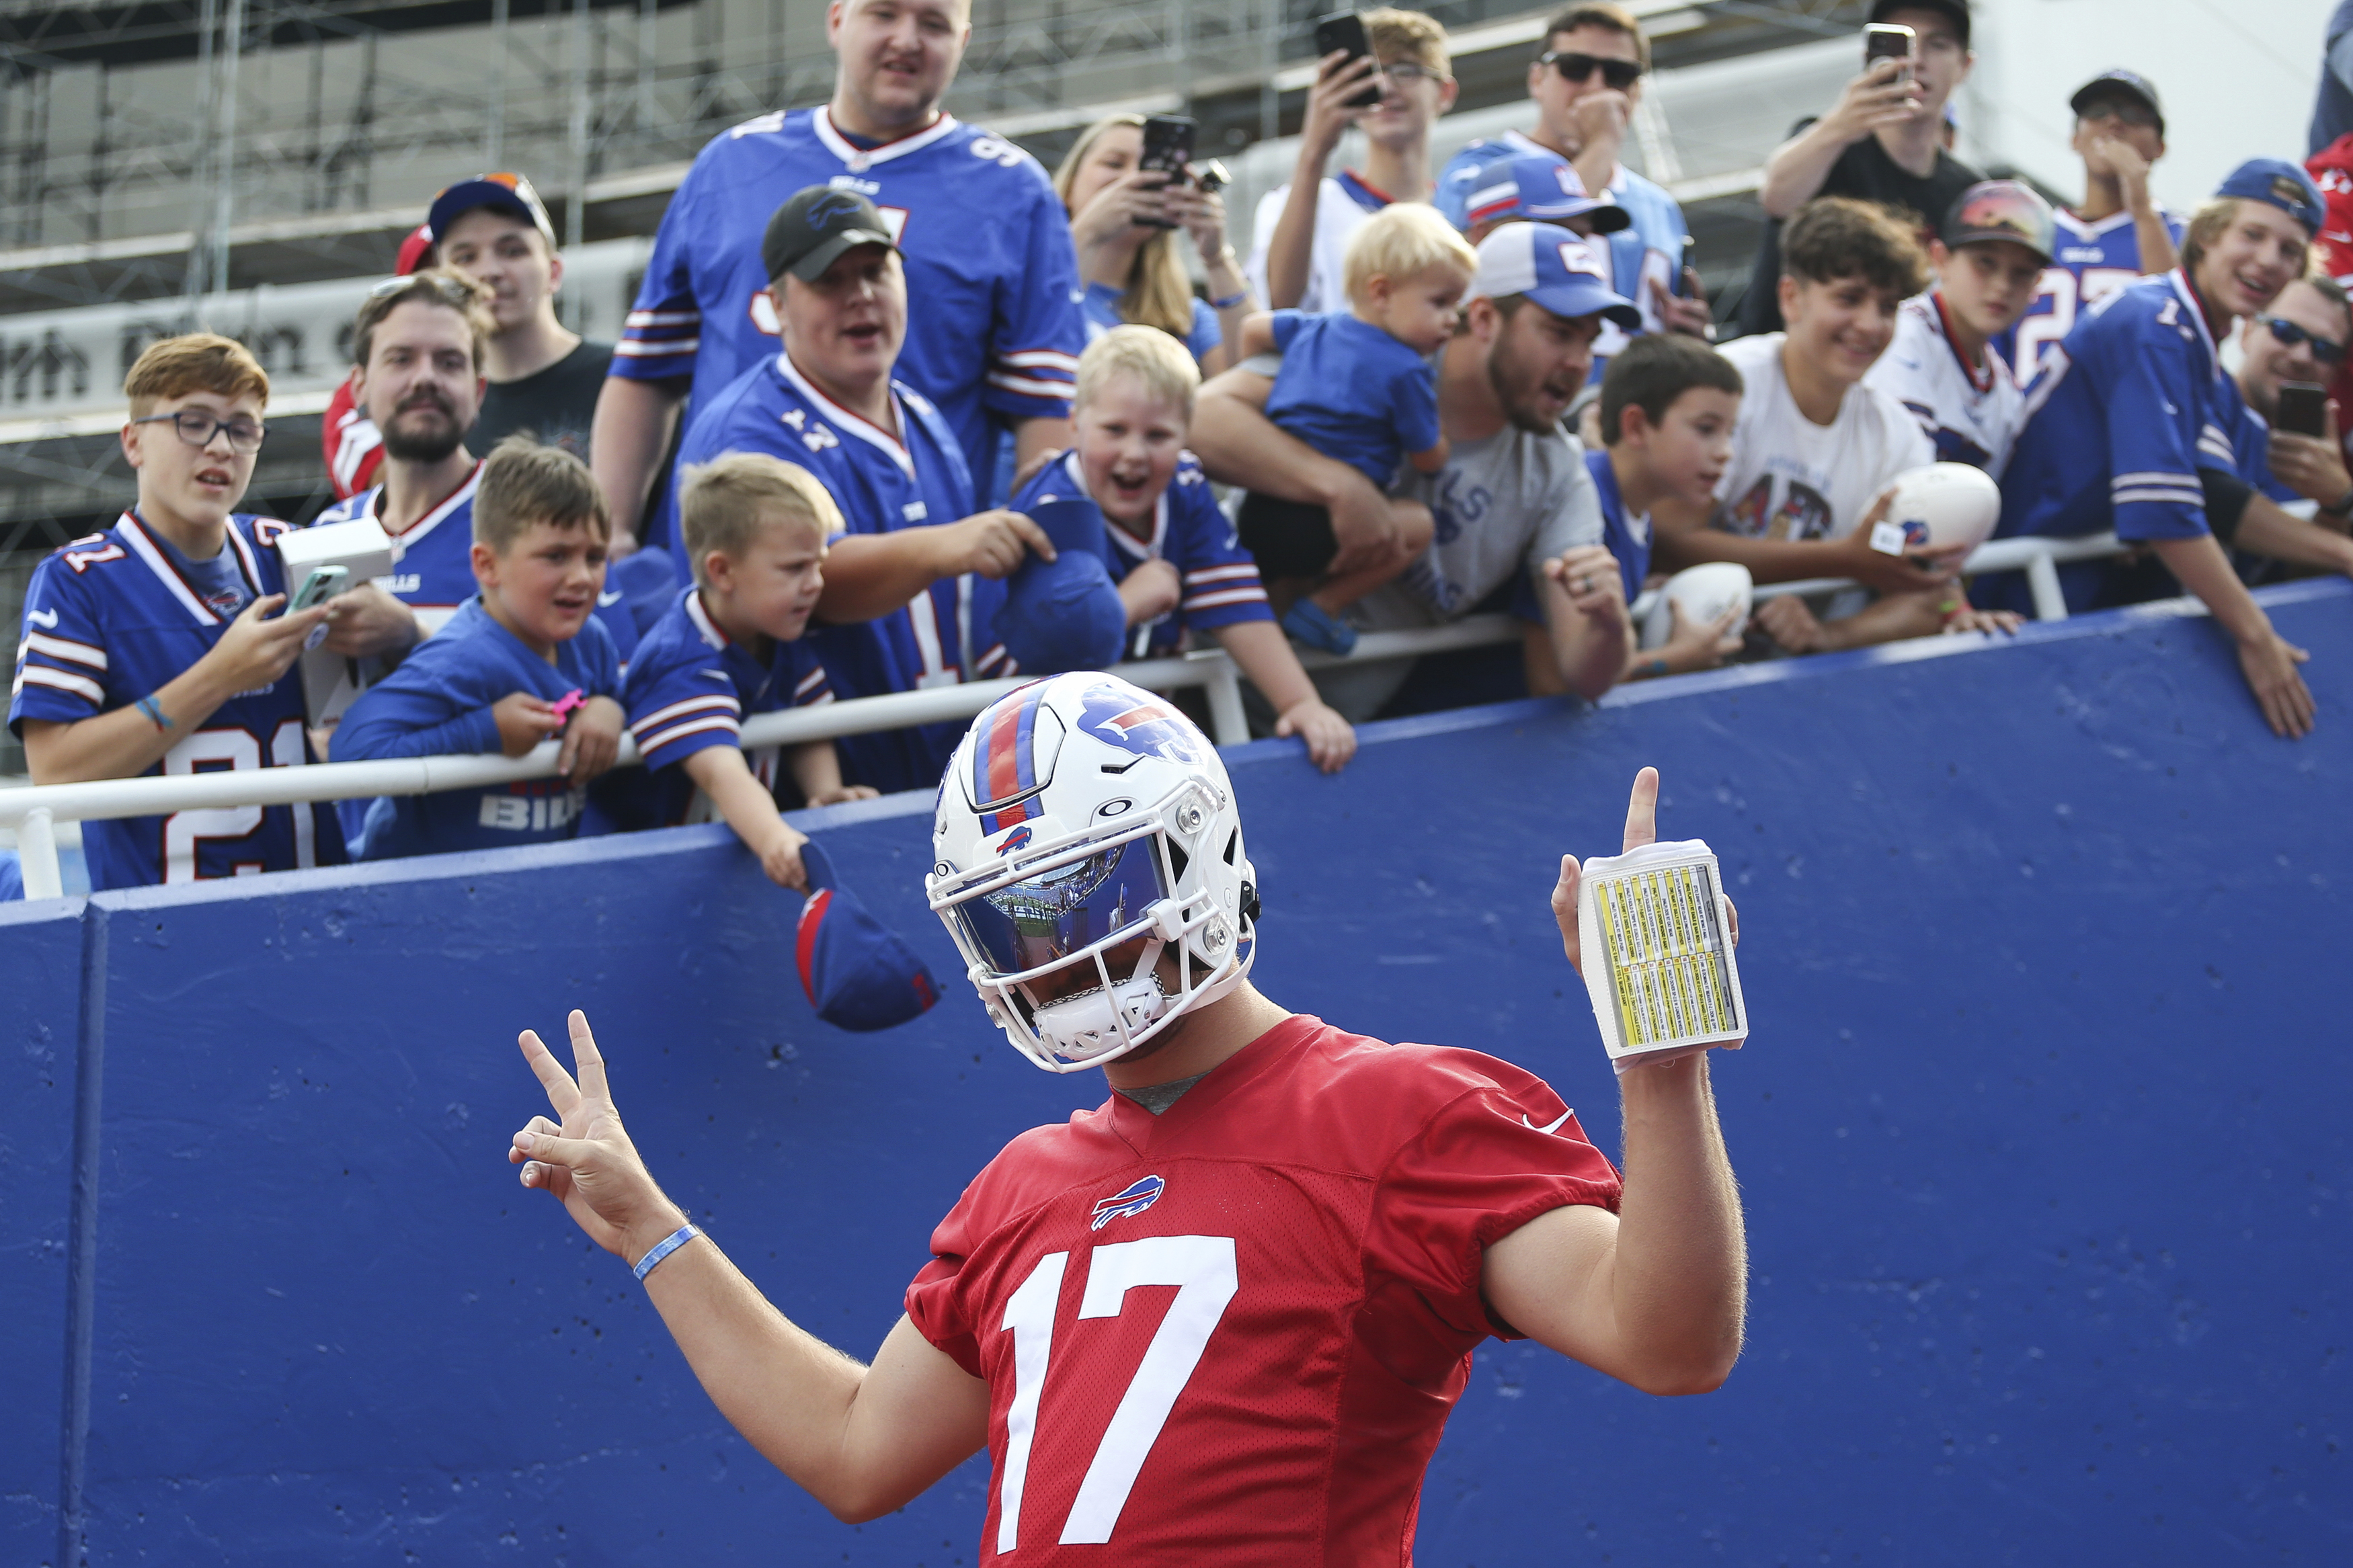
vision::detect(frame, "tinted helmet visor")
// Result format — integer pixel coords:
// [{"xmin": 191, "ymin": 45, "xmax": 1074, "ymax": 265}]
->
[{"xmin": 952, "ymin": 834, "xmax": 1168, "ymax": 979}]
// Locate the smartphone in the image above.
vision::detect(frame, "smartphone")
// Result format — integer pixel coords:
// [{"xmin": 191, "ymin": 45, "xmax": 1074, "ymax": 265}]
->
[
  {"xmin": 1863, "ymin": 22, "xmax": 1915, "ymax": 81},
  {"xmin": 289, "ymin": 565, "xmax": 348, "ymax": 612},
  {"xmin": 2276, "ymin": 380, "xmax": 2329, "ymax": 438},
  {"xmin": 1314, "ymin": 11, "xmax": 1383, "ymax": 110},
  {"xmin": 1134, "ymin": 114, "xmax": 1195, "ymax": 229}
]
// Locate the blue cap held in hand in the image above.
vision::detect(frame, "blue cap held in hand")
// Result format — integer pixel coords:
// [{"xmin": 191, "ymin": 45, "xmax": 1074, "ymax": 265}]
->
[
  {"xmin": 993, "ymin": 490, "xmax": 1128, "ymax": 675},
  {"xmin": 795, "ymin": 839, "xmax": 941, "ymax": 1032},
  {"xmin": 2214, "ymin": 159, "xmax": 2325, "ymax": 237}
]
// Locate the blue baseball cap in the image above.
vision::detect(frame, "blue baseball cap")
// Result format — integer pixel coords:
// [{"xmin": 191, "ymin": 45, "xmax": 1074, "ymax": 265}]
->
[
  {"xmin": 1464, "ymin": 157, "xmax": 1632, "ymax": 235},
  {"xmin": 1469, "ymin": 222, "xmax": 1641, "ymax": 329},
  {"xmin": 2069, "ymin": 69, "xmax": 2164, "ymax": 136},
  {"xmin": 2215, "ymin": 159, "xmax": 2325, "ymax": 237},
  {"xmin": 992, "ymin": 490, "xmax": 1128, "ymax": 675},
  {"xmin": 608, "ymin": 547, "xmax": 678, "ymax": 637},
  {"xmin": 426, "ymin": 172, "xmax": 558, "ymax": 250},
  {"xmin": 795, "ymin": 839, "xmax": 941, "ymax": 1032}
]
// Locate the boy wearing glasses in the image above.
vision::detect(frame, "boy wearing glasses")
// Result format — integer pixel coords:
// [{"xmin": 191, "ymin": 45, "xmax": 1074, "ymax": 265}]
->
[
  {"xmin": 9, "ymin": 335, "xmax": 349, "ymax": 889},
  {"xmin": 1437, "ymin": 2, "xmax": 1708, "ymax": 359},
  {"xmin": 1247, "ymin": 8, "xmax": 1456, "ymax": 315},
  {"xmin": 1736, "ymin": 0, "xmax": 1979, "ymax": 338},
  {"xmin": 2000, "ymin": 71, "xmax": 2184, "ymax": 386}
]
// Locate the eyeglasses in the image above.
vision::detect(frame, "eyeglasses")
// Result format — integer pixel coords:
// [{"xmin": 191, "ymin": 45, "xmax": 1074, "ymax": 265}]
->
[
  {"xmin": 2258, "ymin": 315, "xmax": 2348, "ymax": 365},
  {"xmin": 1538, "ymin": 51, "xmax": 1642, "ymax": 91},
  {"xmin": 132, "ymin": 410, "xmax": 268, "ymax": 454},
  {"xmin": 2077, "ymin": 98, "xmax": 2160, "ymax": 130}
]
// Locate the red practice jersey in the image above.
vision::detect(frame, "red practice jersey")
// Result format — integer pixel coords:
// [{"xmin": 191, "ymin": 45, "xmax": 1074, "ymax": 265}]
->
[{"xmin": 904, "ymin": 1014, "xmax": 1624, "ymax": 1566}]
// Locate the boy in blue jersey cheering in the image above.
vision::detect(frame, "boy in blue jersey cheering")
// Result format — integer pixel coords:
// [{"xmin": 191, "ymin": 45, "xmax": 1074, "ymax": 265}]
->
[
  {"xmin": 331, "ymin": 440, "xmax": 627, "ymax": 857},
  {"xmin": 668, "ymin": 186, "xmax": 1058, "ymax": 797},
  {"xmin": 591, "ymin": 0, "xmax": 1084, "ymax": 550},
  {"xmin": 11, "ymin": 334, "xmax": 349, "ymax": 890},
  {"xmin": 1997, "ymin": 160, "xmax": 2352, "ymax": 739},
  {"xmin": 1011, "ymin": 325, "xmax": 1357, "ymax": 771},
  {"xmin": 612, "ymin": 453, "xmax": 875, "ymax": 886}
]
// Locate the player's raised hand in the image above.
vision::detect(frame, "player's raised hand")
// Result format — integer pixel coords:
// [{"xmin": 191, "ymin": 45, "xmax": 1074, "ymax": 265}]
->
[
  {"xmin": 1550, "ymin": 768, "xmax": 1734, "ymax": 978},
  {"xmin": 511, "ymin": 1010, "xmax": 686, "ymax": 1265}
]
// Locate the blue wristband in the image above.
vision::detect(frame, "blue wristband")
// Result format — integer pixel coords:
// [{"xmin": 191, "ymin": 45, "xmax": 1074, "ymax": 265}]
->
[{"xmin": 631, "ymin": 1222, "xmax": 701, "ymax": 1282}]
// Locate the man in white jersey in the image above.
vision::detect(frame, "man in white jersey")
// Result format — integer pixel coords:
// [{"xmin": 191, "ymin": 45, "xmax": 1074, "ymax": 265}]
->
[
  {"xmin": 1865, "ymin": 180, "xmax": 2051, "ymax": 477},
  {"xmin": 590, "ymin": 0, "xmax": 1086, "ymax": 552},
  {"xmin": 1247, "ymin": 9, "xmax": 1455, "ymax": 315}
]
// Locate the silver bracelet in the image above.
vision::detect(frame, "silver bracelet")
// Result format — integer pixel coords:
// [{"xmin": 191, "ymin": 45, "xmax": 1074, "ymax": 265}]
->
[{"xmin": 632, "ymin": 1222, "xmax": 702, "ymax": 1282}]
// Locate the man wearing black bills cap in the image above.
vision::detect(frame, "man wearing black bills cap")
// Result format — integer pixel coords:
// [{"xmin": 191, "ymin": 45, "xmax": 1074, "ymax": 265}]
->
[
  {"xmin": 1734, "ymin": 0, "xmax": 1979, "ymax": 337},
  {"xmin": 662, "ymin": 187, "xmax": 1058, "ymax": 796},
  {"xmin": 1999, "ymin": 71, "xmax": 2184, "ymax": 388},
  {"xmin": 424, "ymin": 173, "xmax": 614, "ymax": 464}
]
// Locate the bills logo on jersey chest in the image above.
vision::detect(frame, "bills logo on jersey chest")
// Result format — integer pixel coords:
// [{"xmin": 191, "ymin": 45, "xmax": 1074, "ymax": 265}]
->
[{"xmin": 1090, "ymin": 1174, "xmax": 1166, "ymax": 1231}]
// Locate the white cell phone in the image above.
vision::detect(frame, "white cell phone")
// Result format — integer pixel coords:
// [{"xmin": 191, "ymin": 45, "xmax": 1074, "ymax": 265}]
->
[{"xmin": 290, "ymin": 565, "xmax": 348, "ymax": 612}]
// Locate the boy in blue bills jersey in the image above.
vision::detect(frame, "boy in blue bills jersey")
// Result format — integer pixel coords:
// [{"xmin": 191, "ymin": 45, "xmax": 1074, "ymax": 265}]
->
[
  {"xmin": 1435, "ymin": 4, "xmax": 1711, "ymax": 373},
  {"xmin": 1010, "ymin": 326, "xmax": 1356, "ymax": 772},
  {"xmin": 1995, "ymin": 161, "xmax": 2340, "ymax": 739},
  {"xmin": 668, "ymin": 188, "xmax": 1057, "ymax": 797},
  {"xmin": 612, "ymin": 454, "xmax": 875, "ymax": 886},
  {"xmin": 1997, "ymin": 71, "xmax": 2186, "ymax": 388},
  {"xmin": 317, "ymin": 270, "xmax": 639, "ymax": 662},
  {"xmin": 592, "ymin": 0, "xmax": 1084, "ymax": 552},
  {"xmin": 331, "ymin": 441, "xmax": 627, "ymax": 858},
  {"xmin": 11, "ymin": 335, "xmax": 348, "ymax": 890}
]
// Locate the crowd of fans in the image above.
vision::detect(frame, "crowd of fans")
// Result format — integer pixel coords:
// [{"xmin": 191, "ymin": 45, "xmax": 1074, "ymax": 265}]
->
[{"xmin": 13, "ymin": 0, "xmax": 2353, "ymax": 896}]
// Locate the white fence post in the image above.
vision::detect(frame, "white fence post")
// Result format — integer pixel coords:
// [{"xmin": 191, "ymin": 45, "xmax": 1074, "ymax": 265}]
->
[
  {"xmin": 17, "ymin": 806, "xmax": 64, "ymax": 901},
  {"xmin": 1201, "ymin": 663, "xmax": 1251, "ymax": 747},
  {"xmin": 2026, "ymin": 554, "xmax": 2069, "ymax": 622}
]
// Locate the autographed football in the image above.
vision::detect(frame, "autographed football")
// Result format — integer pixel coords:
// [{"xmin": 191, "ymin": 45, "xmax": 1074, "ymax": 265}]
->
[{"xmin": 1884, "ymin": 462, "xmax": 2001, "ymax": 553}]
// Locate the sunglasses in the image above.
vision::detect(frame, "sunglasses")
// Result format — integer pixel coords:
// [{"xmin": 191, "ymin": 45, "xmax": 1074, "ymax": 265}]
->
[
  {"xmin": 1538, "ymin": 50, "xmax": 1642, "ymax": 91},
  {"xmin": 2258, "ymin": 315, "xmax": 2347, "ymax": 366},
  {"xmin": 2077, "ymin": 99, "xmax": 2161, "ymax": 131},
  {"xmin": 132, "ymin": 410, "xmax": 268, "ymax": 454}
]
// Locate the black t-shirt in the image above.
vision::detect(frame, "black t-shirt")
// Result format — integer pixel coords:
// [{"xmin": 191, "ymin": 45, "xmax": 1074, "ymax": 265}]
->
[
  {"xmin": 470, "ymin": 338, "xmax": 614, "ymax": 461},
  {"xmin": 1732, "ymin": 127, "xmax": 1981, "ymax": 337}
]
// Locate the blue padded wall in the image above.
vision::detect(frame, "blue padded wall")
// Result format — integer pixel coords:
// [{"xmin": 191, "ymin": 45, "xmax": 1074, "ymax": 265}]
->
[
  {"xmin": 15, "ymin": 581, "xmax": 2350, "ymax": 1565},
  {"xmin": 0, "ymin": 897, "xmax": 82, "ymax": 1568}
]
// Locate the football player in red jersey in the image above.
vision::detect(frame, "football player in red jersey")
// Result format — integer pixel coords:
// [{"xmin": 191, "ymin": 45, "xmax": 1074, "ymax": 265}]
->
[{"xmin": 508, "ymin": 671, "xmax": 1745, "ymax": 1562}]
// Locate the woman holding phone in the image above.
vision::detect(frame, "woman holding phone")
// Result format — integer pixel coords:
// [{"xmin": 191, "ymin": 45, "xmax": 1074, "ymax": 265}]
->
[{"xmin": 1053, "ymin": 114, "xmax": 1254, "ymax": 372}]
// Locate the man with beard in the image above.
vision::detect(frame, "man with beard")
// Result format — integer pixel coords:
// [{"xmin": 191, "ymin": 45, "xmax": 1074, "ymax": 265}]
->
[
  {"xmin": 1191, "ymin": 222, "xmax": 1635, "ymax": 718},
  {"xmin": 317, "ymin": 271, "xmax": 640, "ymax": 661}
]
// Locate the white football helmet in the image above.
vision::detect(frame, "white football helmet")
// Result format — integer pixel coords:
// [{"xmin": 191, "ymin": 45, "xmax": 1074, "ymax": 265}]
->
[{"xmin": 926, "ymin": 672, "xmax": 1259, "ymax": 1073}]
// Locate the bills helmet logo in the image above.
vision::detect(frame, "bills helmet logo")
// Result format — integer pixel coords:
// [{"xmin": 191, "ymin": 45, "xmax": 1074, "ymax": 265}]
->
[
  {"xmin": 1091, "ymin": 1173, "xmax": 1166, "ymax": 1231},
  {"xmin": 805, "ymin": 191, "xmax": 865, "ymax": 229},
  {"xmin": 1900, "ymin": 518, "xmax": 1930, "ymax": 547},
  {"xmin": 996, "ymin": 824, "xmax": 1033, "ymax": 856},
  {"xmin": 1078, "ymin": 686, "xmax": 1205, "ymax": 764}
]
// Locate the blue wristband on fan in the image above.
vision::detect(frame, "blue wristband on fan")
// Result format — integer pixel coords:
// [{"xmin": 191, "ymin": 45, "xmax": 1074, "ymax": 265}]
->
[{"xmin": 632, "ymin": 1222, "xmax": 701, "ymax": 1282}]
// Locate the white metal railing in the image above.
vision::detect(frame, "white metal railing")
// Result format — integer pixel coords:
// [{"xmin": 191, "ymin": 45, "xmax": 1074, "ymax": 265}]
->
[{"xmin": 0, "ymin": 535, "xmax": 2124, "ymax": 900}]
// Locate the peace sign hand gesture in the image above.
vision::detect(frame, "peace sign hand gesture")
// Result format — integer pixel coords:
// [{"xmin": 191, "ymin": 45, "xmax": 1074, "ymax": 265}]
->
[{"xmin": 510, "ymin": 1010, "xmax": 686, "ymax": 1267}]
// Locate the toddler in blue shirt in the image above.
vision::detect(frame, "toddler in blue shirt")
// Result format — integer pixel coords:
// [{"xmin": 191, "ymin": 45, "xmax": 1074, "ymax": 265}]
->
[
  {"xmin": 1236, "ymin": 203, "xmax": 1476, "ymax": 653},
  {"xmin": 332, "ymin": 438, "xmax": 628, "ymax": 858}
]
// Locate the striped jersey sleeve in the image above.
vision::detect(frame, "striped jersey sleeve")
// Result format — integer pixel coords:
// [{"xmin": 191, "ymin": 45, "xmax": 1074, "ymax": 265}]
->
[
  {"xmin": 9, "ymin": 547, "xmax": 114, "ymax": 727},
  {"xmin": 612, "ymin": 170, "xmax": 704, "ymax": 382},
  {"xmin": 1165, "ymin": 460, "xmax": 1273, "ymax": 632},
  {"xmin": 978, "ymin": 173, "xmax": 1084, "ymax": 421}
]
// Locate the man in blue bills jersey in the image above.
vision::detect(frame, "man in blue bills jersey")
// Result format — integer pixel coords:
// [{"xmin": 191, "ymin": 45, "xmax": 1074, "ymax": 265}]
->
[
  {"xmin": 1996, "ymin": 160, "xmax": 2353, "ymax": 739},
  {"xmin": 317, "ymin": 271, "xmax": 640, "ymax": 663},
  {"xmin": 9, "ymin": 335, "xmax": 348, "ymax": 890},
  {"xmin": 1998, "ymin": 70, "xmax": 2186, "ymax": 388},
  {"xmin": 670, "ymin": 187, "xmax": 1055, "ymax": 796},
  {"xmin": 590, "ymin": 0, "xmax": 1086, "ymax": 552},
  {"xmin": 1435, "ymin": 3, "xmax": 1710, "ymax": 374}
]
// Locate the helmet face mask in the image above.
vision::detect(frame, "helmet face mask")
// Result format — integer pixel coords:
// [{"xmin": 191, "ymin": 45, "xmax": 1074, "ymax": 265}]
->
[{"xmin": 928, "ymin": 674, "xmax": 1258, "ymax": 1073}]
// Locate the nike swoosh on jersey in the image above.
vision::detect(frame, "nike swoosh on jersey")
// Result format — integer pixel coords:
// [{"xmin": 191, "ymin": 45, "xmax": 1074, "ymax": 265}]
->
[
  {"xmin": 27, "ymin": 607, "xmax": 58, "ymax": 627},
  {"xmin": 700, "ymin": 669, "xmax": 735, "ymax": 682},
  {"xmin": 598, "ymin": 590, "xmax": 623, "ymax": 606},
  {"xmin": 1521, "ymin": 1109, "xmax": 1574, "ymax": 1135}
]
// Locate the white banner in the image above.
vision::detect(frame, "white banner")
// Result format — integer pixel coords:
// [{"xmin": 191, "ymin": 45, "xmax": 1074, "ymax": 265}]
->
[{"xmin": 0, "ymin": 237, "xmax": 651, "ymax": 438}]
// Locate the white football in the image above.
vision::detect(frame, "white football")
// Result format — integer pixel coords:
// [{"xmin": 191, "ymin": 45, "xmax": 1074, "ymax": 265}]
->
[
  {"xmin": 1640, "ymin": 563, "xmax": 1753, "ymax": 651},
  {"xmin": 1882, "ymin": 461, "xmax": 2000, "ymax": 554}
]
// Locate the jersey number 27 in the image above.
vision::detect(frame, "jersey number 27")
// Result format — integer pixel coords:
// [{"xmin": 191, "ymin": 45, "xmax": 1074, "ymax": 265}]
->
[{"xmin": 996, "ymin": 1235, "xmax": 1237, "ymax": 1551}]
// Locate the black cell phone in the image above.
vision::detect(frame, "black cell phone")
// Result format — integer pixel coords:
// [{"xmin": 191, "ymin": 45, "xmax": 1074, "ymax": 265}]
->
[
  {"xmin": 2276, "ymin": 380, "xmax": 2329, "ymax": 438},
  {"xmin": 1314, "ymin": 11, "xmax": 1383, "ymax": 110},
  {"xmin": 1863, "ymin": 22, "xmax": 1914, "ymax": 80},
  {"xmin": 1135, "ymin": 115, "xmax": 1195, "ymax": 229}
]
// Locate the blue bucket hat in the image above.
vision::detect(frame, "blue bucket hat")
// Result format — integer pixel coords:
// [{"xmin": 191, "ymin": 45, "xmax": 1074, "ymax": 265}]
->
[
  {"xmin": 2214, "ymin": 159, "xmax": 2325, "ymax": 237},
  {"xmin": 993, "ymin": 490, "xmax": 1127, "ymax": 675},
  {"xmin": 795, "ymin": 839, "xmax": 941, "ymax": 1032}
]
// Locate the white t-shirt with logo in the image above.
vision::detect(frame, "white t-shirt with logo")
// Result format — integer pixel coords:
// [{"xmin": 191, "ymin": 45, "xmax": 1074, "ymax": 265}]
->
[{"xmin": 1712, "ymin": 333, "xmax": 1931, "ymax": 542}]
